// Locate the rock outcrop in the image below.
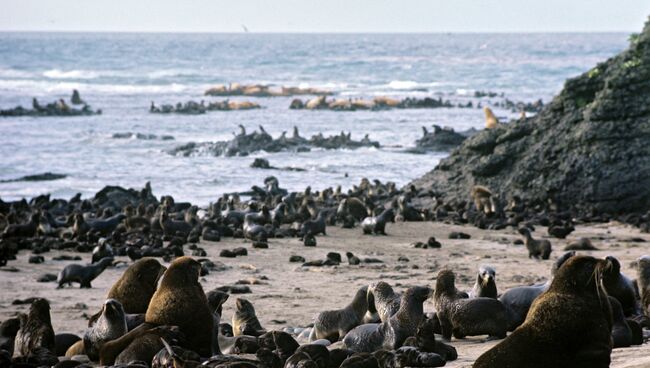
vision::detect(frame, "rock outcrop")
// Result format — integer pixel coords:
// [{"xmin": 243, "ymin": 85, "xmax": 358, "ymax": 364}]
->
[
  {"xmin": 407, "ymin": 125, "xmax": 478, "ymax": 153},
  {"xmin": 411, "ymin": 17, "xmax": 650, "ymax": 216}
]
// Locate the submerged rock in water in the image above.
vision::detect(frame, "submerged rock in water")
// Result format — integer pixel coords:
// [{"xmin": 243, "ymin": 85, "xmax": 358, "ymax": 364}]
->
[
  {"xmin": 0, "ymin": 173, "xmax": 67, "ymax": 183},
  {"xmin": 250, "ymin": 158, "xmax": 306, "ymax": 172},
  {"xmin": 170, "ymin": 126, "xmax": 380, "ymax": 157},
  {"xmin": 112, "ymin": 132, "xmax": 175, "ymax": 140},
  {"xmin": 411, "ymin": 17, "xmax": 650, "ymax": 216}
]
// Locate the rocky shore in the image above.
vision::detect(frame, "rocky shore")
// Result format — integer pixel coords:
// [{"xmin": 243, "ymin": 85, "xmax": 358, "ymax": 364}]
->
[{"xmin": 0, "ymin": 90, "xmax": 101, "ymax": 117}]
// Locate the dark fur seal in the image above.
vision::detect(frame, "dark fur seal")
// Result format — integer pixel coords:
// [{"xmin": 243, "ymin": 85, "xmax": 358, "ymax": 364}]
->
[
  {"xmin": 367, "ymin": 281, "xmax": 401, "ymax": 323},
  {"xmin": 337, "ymin": 198, "xmax": 368, "ymax": 222},
  {"xmin": 603, "ymin": 255, "xmax": 639, "ymax": 316},
  {"xmin": 637, "ymin": 255, "xmax": 650, "ymax": 316},
  {"xmin": 57, "ymin": 256, "xmax": 113, "ymax": 288},
  {"xmin": 0, "ymin": 318, "xmax": 20, "ymax": 353},
  {"xmin": 474, "ymin": 255, "xmax": 613, "ymax": 368},
  {"xmin": 145, "ymin": 256, "xmax": 217, "ymax": 357},
  {"xmin": 469, "ymin": 265, "xmax": 497, "ymax": 298},
  {"xmin": 342, "ymin": 286, "xmax": 432, "ymax": 352},
  {"xmin": 433, "ymin": 270, "xmax": 507, "ymax": 340},
  {"xmin": 402, "ymin": 317, "xmax": 457, "ymax": 361},
  {"xmin": 499, "ymin": 251, "xmax": 575, "ymax": 331},
  {"xmin": 83, "ymin": 299, "xmax": 127, "ymax": 361},
  {"xmin": 361, "ymin": 208, "xmax": 394, "ymax": 235},
  {"xmin": 233, "ymin": 298, "xmax": 266, "ymax": 337},
  {"xmin": 54, "ymin": 333, "xmax": 81, "ymax": 357},
  {"xmin": 107, "ymin": 258, "xmax": 166, "ymax": 314},
  {"xmin": 2, "ymin": 212, "xmax": 39, "ymax": 238},
  {"xmin": 310, "ymin": 286, "xmax": 369, "ymax": 342},
  {"xmin": 609, "ymin": 296, "xmax": 634, "ymax": 348},
  {"xmin": 300, "ymin": 211, "xmax": 327, "ymax": 237},
  {"xmin": 518, "ymin": 227, "xmax": 551, "ymax": 259},
  {"xmin": 13, "ymin": 298, "xmax": 55, "ymax": 359}
]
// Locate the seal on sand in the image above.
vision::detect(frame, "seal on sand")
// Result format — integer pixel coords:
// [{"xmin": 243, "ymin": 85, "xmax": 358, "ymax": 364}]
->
[
  {"xmin": 474, "ymin": 255, "xmax": 613, "ymax": 368},
  {"xmin": 57, "ymin": 257, "xmax": 113, "ymax": 288},
  {"xmin": 367, "ymin": 281, "xmax": 401, "ymax": 323},
  {"xmin": 602, "ymin": 255, "xmax": 639, "ymax": 316},
  {"xmin": 232, "ymin": 298, "xmax": 266, "ymax": 337},
  {"xmin": 83, "ymin": 299, "xmax": 127, "ymax": 361},
  {"xmin": 13, "ymin": 298, "xmax": 55, "ymax": 359},
  {"xmin": 310, "ymin": 286, "xmax": 369, "ymax": 343},
  {"xmin": 361, "ymin": 208, "xmax": 394, "ymax": 235},
  {"xmin": 106, "ymin": 258, "xmax": 166, "ymax": 314},
  {"xmin": 433, "ymin": 269, "xmax": 507, "ymax": 340},
  {"xmin": 145, "ymin": 256, "xmax": 217, "ymax": 357},
  {"xmin": 518, "ymin": 227, "xmax": 552, "ymax": 260},
  {"xmin": 469, "ymin": 265, "xmax": 497, "ymax": 299}
]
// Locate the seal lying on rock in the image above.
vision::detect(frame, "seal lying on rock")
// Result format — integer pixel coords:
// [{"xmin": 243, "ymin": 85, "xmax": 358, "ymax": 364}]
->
[
  {"xmin": 83, "ymin": 299, "xmax": 127, "ymax": 361},
  {"xmin": 57, "ymin": 257, "xmax": 113, "ymax": 288},
  {"xmin": 342, "ymin": 286, "xmax": 432, "ymax": 352},
  {"xmin": 433, "ymin": 269, "xmax": 507, "ymax": 340},
  {"xmin": 474, "ymin": 255, "xmax": 614, "ymax": 368},
  {"xmin": 310, "ymin": 286, "xmax": 369, "ymax": 342},
  {"xmin": 233, "ymin": 298, "xmax": 266, "ymax": 337}
]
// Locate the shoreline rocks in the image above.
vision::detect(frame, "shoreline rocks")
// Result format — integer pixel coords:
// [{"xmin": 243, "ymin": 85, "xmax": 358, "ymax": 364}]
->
[
  {"xmin": 205, "ymin": 83, "xmax": 332, "ymax": 97},
  {"xmin": 0, "ymin": 91, "xmax": 101, "ymax": 117}
]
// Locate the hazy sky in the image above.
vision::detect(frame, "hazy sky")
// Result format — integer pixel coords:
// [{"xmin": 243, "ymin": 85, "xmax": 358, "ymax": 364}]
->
[{"xmin": 1, "ymin": 0, "xmax": 649, "ymax": 33}]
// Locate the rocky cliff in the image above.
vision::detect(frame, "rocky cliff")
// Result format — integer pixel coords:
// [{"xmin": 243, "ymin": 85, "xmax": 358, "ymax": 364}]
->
[{"xmin": 411, "ymin": 17, "xmax": 650, "ymax": 216}]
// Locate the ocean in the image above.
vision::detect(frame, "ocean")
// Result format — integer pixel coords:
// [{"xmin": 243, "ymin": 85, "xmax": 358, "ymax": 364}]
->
[{"xmin": 0, "ymin": 32, "xmax": 630, "ymax": 205}]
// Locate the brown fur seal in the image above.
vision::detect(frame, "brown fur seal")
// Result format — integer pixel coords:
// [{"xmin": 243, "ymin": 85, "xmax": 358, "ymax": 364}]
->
[
  {"xmin": 64, "ymin": 339, "xmax": 85, "ymax": 357},
  {"xmin": 232, "ymin": 298, "xmax": 266, "ymax": 337},
  {"xmin": 367, "ymin": 282, "xmax": 401, "ymax": 323},
  {"xmin": 637, "ymin": 255, "xmax": 650, "ymax": 316},
  {"xmin": 57, "ymin": 256, "xmax": 113, "ymax": 288},
  {"xmin": 603, "ymin": 255, "xmax": 639, "ymax": 316},
  {"xmin": 106, "ymin": 258, "xmax": 166, "ymax": 314},
  {"xmin": 433, "ymin": 269, "xmax": 507, "ymax": 340},
  {"xmin": 474, "ymin": 255, "xmax": 613, "ymax": 368},
  {"xmin": 310, "ymin": 286, "xmax": 369, "ymax": 342},
  {"xmin": 300, "ymin": 210, "xmax": 328, "ymax": 237},
  {"xmin": 483, "ymin": 107, "xmax": 498, "ymax": 129},
  {"xmin": 469, "ymin": 265, "xmax": 497, "ymax": 298},
  {"xmin": 518, "ymin": 227, "xmax": 551, "ymax": 260},
  {"xmin": 2, "ymin": 212, "xmax": 39, "ymax": 238},
  {"xmin": 342, "ymin": 286, "xmax": 432, "ymax": 352},
  {"xmin": 609, "ymin": 296, "xmax": 635, "ymax": 348},
  {"xmin": 145, "ymin": 256, "xmax": 217, "ymax": 357},
  {"xmin": 83, "ymin": 299, "xmax": 127, "ymax": 361},
  {"xmin": 361, "ymin": 208, "xmax": 394, "ymax": 235},
  {"xmin": 337, "ymin": 198, "xmax": 368, "ymax": 222},
  {"xmin": 13, "ymin": 298, "xmax": 55, "ymax": 359},
  {"xmin": 98, "ymin": 323, "xmax": 181, "ymax": 365},
  {"xmin": 471, "ymin": 186, "xmax": 496, "ymax": 215}
]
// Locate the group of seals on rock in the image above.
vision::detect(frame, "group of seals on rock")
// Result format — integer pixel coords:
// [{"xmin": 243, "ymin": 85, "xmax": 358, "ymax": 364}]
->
[
  {"xmin": 290, "ymin": 96, "xmax": 471, "ymax": 111},
  {"xmin": 170, "ymin": 126, "xmax": 380, "ymax": 157},
  {"xmin": 0, "ymin": 90, "xmax": 101, "ymax": 117},
  {"xmin": 150, "ymin": 100, "xmax": 261, "ymax": 114},
  {"xmin": 205, "ymin": 83, "xmax": 332, "ymax": 97}
]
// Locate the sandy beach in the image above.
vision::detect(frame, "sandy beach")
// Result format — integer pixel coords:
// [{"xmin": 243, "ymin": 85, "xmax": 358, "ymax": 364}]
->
[{"xmin": 2, "ymin": 221, "xmax": 649, "ymax": 367}]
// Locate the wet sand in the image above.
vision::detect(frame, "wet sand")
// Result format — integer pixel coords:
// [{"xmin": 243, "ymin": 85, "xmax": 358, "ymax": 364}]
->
[{"xmin": 1, "ymin": 221, "xmax": 649, "ymax": 367}]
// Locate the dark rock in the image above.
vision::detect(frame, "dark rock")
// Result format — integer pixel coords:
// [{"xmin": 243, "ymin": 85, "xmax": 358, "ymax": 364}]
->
[
  {"xmin": 28, "ymin": 255, "xmax": 45, "ymax": 264},
  {"xmin": 448, "ymin": 232, "xmax": 471, "ymax": 239},
  {"xmin": 0, "ymin": 173, "xmax": 67, "ymax": 183},
  {"xmin": 289, "ymin": 255, "xmax": 306, "ymax": 263}
]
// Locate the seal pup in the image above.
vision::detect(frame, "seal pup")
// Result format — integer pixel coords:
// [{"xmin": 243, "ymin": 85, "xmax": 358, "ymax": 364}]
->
[
  {"xmin": 145, "ymin": 256, "xmax": 217, "ymax": 357},
  {"xmin": 433, "ymin": 269, "xmax": 507, "ymax": 340},
  {"xmin": 637, "ymin": 255, "xmax": 650, "ymax": 316},
  {"xmin": 499, "ymin": 251, "xmax": 575, "ymax": 331},
  {"xmin": 342, "ymin": 286, "xmax": 432, "ymax": 352},
  {"xmin": 13, "ymin": 298, "xmax": 55, "ymax": 359},
  {"xmin": 469, "ymin": 265, "xmax": 497, "ymax": 299},
  {"xmin": 83, "ymin": 299, "xmax": 127, "ymax": 361},
  {"xmin": 483, "ymin": 107, "xmax": 499, "ymax": 129},
  {"xmin": 106, "ymin": 257, "xmax": 166, "ymax": 314},
  {"xmin": 474, "ymin": 255, "xmax": 613, "ymax": 368},
  {"xmin": 603, "ymin": 255, "xmax": 639, "ymax": 316},
  {"xmin": 361, "ymin": 208, "xmax": 394, "ymax": 235},
  {"xmin": 233, "ymin": 298, "xmax": 266, "ymax": 337},
  {"xmin": 518, "ymin": 227, "xmax": 551, "ymax": 260},
  {"xmin": 57, "ymin": 256, "xmax": 114, "ymax": 288},
  {"xmin": 310, "ymin": 286, "xmax": 369, "ymax": 343},
  {"xmin": 367, "ymin": 282, "xmax": 401, "ymax": 323},
  {"xmin": 402, "ymin": 318, "xmax": 457, "ymax": 362}
]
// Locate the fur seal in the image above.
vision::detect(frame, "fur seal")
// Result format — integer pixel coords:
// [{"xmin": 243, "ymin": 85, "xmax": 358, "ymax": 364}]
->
[
  {"xmin": 361, "ymin": 208, "xmax": 394, "ymax": 235},
  {"xmin": 433, "ymin": 270, "xmax": 507, "ymax": 340},
  {"xmin": 367, "ymin": 282, "xmax": 401, "ymax": 323},
  {"xmin": 342, "ymin": 286, "xmax": 432, "ymax": 352},
  {"xmin": 337, "ymin": 198, "xmax": 368, "ymax": 222},
  {"xmin": 499, "ymin": 251, "xmax": 575, "ymax": 331},
  {"xmin": 83, "ymin": 299, "xmax": 127, "ymax": 361},
  {"xmin": 300, "ymin": 211, "xmax": 327, "ymax": 237},
  {"xmin": 106, "ymin": 258, "xmax": 166, "ymax": 314},
  {"xmin": 474, "ymin": 255, "xmax": 613, "ymax": 368},
  {"xmin": 310, "ymin": 286, "xmax": 369, "ymax": 342},
  {"xmin": 609, "ymin": 296, "xmax": 634, "ymax": 348},
  {"xmin": 518, "ymin": 227, "xmax": 551, "ymax": 260},
  {"xmin": 637, "ymin": 255, "xmax": 650, "ymax": 316},
  {"xmin": 13, "ymin": 298, "xmax": 55, "ymax": 359},
  {"xmin": 0, "ymin": 318, "xmax": 20, "ymax": 353},
  {"xmin": 603, "ymin": 255, "xmax": 639, "ymax": 316},
  {"xmin": 145, "ymin": 256, "xmax": 217, "ymax": 357},
  {"xmin": 54, "ymin": 333, "xmax": 81, "ymax": 357},
  {"xmin": 57, "ymin": 256, "xmax": 113, "ymax": 288},
  {"xmin": 402, "ymin": 317, "xmax": 457, "ymax": 361},
  {"xmin": 2, "ymin": 212, "xmax": 39, "ymax": 238},
  {"xmin": 471, "ymin": 186, "xmax": 496, "ymax": 215},
  {"xmin": 469, "ymin": 265, "xmax": 497, "ymax": 298},
  {"xmin": 483, "ymin": 107, "xmax": 499, "ymax": 129},
  {"xmin": 232, "ymin": 298, "xmax": 266, "ymax": 337}
]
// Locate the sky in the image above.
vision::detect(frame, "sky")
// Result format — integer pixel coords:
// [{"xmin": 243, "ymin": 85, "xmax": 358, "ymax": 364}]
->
[{"xmin": 1, "ymin": 0, "xmax": 649, "ymax": 33}]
